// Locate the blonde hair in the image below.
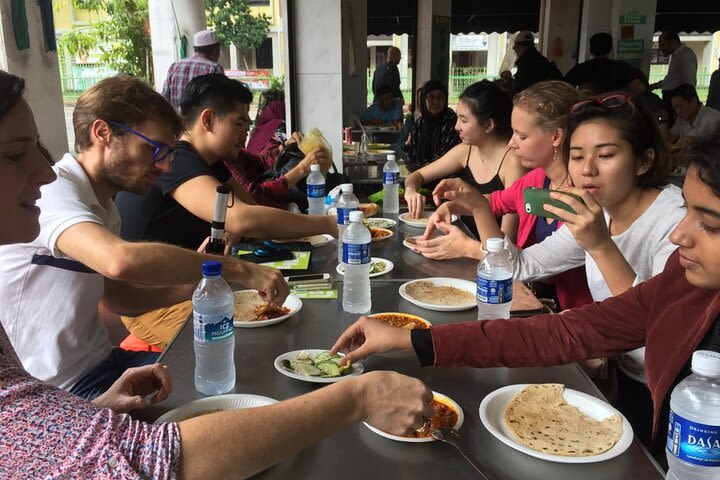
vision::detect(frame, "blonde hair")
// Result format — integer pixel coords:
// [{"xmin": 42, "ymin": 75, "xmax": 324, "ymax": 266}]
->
[
  {"xmin": 513, "ymin": 81, "xmax": 587, "ymax": 133},
  {"xmin": 73, "ymin": 75, "xmax": 182, "ymax": 153}
]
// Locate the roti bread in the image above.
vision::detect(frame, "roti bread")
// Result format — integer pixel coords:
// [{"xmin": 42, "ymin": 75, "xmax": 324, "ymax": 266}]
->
[
  {"xmin": 405, "ymin": 280, "xmax": 474, "ymax": 305},
  {"xmin": 233, "ymin": 291, "xmax": 266, "ymax": 321},
  {"xmin": 504, "ymin": 384, "xmax": 623, "ymax": 456}
]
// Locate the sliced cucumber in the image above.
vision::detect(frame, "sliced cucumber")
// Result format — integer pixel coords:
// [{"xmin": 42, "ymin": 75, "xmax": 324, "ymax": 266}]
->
[
  {"xmin": 316, "ymin": 361, "xmax": 341, "ymax": 377},
  {"xmin": 314, "ymin": 352, "xmax": 334, "ymax": 363},
  {"xmin": 290, "ymin": 361, "xmax": 321, "ymax": 376}
]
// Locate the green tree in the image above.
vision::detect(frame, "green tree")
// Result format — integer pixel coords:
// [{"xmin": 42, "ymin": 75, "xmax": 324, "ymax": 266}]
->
[
  {"xmin": 205, "ymin": 0, "xmax": 270, "ymax": 69},
  {"xmin": 57, "ymin": 0, "xmax": 153, "ymax": 82}
]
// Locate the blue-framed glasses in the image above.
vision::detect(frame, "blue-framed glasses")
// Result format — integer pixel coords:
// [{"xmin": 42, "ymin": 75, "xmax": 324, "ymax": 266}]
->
[{"xmin": 108, "ymin": 121, "xmax": 177, "ymax": 165}]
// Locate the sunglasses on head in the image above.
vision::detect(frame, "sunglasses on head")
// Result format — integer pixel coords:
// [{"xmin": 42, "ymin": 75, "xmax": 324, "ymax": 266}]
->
[
  {"xmin": 570, "ymin": 94, "xmax": 633, "ymax": 115},
  {"xmin": 108, "ymin": 121, "xmax": 177, "ymax": 165}
]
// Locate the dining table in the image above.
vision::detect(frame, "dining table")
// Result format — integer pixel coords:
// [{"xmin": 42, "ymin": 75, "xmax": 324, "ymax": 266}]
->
[{"xmin": 138, "ymin": 211, "xmax": 665, "ymax": 480}]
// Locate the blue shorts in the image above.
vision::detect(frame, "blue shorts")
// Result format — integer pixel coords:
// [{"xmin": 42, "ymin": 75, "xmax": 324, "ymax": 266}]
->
[{"xmin": 69, "ymin": 347, "xmax": 160, "ymax": 400}]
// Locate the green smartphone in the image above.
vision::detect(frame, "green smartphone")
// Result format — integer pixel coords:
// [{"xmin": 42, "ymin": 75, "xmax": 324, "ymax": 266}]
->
[{"xmin": 522, "ymin": 187, "xmax": 583, "ymax": 220}]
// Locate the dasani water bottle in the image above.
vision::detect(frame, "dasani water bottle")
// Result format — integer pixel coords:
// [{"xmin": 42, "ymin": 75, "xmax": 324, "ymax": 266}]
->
[
  {"xmin": 306, "ymin": 164, "xmax": 326, "ymax": 215},
  {"xmin": 336, "ymin": 183, "xmax": 359, "ymax": 263},
  {"xmin": 666, "ymin": 350, "xmax": 720, "ymax": 480},
  {"xmin": 476, "ymin": 237, "xmax": 513, "ymax": 320},
  {"xmin": 342, "ymin": 210, "xmax": 372, "ymax": 313},
  {"xmin": 193, "ymin": 260, "xmax": 236, "ymax": 395},
  {"xmin": 383, "ymin": 154, "xmax": 400, "ymax": 214}
]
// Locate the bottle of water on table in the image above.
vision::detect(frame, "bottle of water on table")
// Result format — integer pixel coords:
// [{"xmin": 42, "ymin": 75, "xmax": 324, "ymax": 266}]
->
[
  {"xmin": 476, "ymin": 237, "xmax": 513, "ymax": 320},
  {"xmin": 336, "ymin": 183, "xmax": 359, "ymax": 263},
  {"xmin": 342, "ymin": 210, "xmax": 372, "ymax": 313},
  {"xmin": 306, "ymin": 164, "xmax": 326, "ymax": 215},
  {"xmin": 193, "ymin": 260, "xmax": 235, "ymax": 395},
  {"xmin": 666, "ymin": 350, "xmax": 720, "ymax": 480},
  {"xmin": 383, "ymin": 153, "xmax": 400, "ymax": 214}
]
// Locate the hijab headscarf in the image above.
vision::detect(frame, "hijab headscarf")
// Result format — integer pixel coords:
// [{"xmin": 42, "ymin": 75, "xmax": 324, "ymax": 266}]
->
[
  {"xmin": 246, "ymin": 100, "xmax": 286, "ymax": 155},
  {"xmin": 412, "ymin": 80, "xmax": 458, "ymax": 168}
]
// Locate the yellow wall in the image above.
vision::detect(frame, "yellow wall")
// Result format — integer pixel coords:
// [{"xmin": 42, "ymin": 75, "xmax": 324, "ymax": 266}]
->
[
  {"xmin": 53, "ymin": 0, "xmax": 103, "ymax": 32},
  {"xmin": 250, "ymin": 1, "xmax": 280, "ymax": 28}
]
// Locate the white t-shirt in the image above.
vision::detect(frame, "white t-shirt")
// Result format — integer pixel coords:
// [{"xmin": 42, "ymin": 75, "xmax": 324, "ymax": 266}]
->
[
  {"xmin": 661, "ymin": 44, "xmax": 698, "ymax": 90},
  {"xmin": 0, "ymin": 154, "xmax": 116, "ymax": 389},
  {"xmin": 506, "ymin": 185, "xmax": 686, "ymax": 383},
  {"xmin": 671, "ymin": 105, "xmax": 720, "ymax": 138}
]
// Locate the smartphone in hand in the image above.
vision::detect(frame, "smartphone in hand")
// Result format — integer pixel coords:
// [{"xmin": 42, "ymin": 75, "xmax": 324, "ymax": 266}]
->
[{"xmin": 523, "ymin": 187, "xmax": 583, "ymax": 220}]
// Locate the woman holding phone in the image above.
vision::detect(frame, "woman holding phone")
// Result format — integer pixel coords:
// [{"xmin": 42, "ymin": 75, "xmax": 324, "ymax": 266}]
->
[{"xmin": 414, "ymin": 81, "xmax": 593, "ymax": 309}]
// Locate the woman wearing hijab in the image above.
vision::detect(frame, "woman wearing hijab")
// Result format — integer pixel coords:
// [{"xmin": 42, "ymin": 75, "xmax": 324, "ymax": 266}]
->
[
  {"xmin": 246, "ymin": 99, "xmax": 286, "ymax": 161},
  {"xmin": 406, "ymin": 80, "xmax": 460, "ymax": 171}
]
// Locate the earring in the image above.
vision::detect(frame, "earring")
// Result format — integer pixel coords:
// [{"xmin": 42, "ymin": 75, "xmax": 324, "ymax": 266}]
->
[
  {"xmin": 552, "ymin": 148, "xmax": 558, "ymax": 162},
  {"xmin": 485, "ymin": 129, "xmax": 490, "ymax": 134}
]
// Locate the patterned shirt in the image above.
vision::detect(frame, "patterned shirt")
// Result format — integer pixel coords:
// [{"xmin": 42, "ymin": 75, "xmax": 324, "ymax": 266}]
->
[
  {"xmin": 161, "ymin": 53, "xmax": 224, "ymax": 111},
  {"xmin": 0, "ymin": 324, "xmax": 181, "ymax": 478}
]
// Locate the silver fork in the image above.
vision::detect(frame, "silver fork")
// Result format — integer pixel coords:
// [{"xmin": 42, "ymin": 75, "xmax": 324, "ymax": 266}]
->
[{"xmin": 432, "ymin": 428, "xmax": 494, "ymax": 480}]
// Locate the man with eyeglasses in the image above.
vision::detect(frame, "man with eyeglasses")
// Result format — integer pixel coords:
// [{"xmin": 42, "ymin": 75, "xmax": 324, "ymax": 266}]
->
[{"xmin": 0, "ymin": 76, "xmax": 288, "ymax": 400}]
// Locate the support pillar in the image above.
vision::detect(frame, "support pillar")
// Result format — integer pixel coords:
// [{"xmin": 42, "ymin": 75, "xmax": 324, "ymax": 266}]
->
[
  {"xmin": 148, "ymin": 0, "xmax": 206, "ymax": 91},
  {"xmin": 0, "ymin": 2, "xmax": 67, "ymax": 158},
  {"xmin": 415, "ymin": 0, "xmax": 451, "ymax": 88}
]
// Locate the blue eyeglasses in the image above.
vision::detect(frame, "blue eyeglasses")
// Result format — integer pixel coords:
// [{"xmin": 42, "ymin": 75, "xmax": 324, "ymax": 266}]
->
[{"xmin": 108, "ymin": 121, "xmax": 177, "ymax": 165}]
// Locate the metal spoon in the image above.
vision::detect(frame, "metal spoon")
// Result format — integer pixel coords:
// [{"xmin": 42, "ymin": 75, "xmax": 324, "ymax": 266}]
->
[{"xmin": 431, "ymin": 428, "xmax": 494, "ymax": 480}]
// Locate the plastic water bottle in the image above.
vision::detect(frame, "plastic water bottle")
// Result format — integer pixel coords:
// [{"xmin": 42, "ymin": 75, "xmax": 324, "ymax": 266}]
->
[
  {"xmin": 383, "ymin": 154, "xmax": 400, "ymax": 214},
  {"xmin": 666, "ymin": 350, "xmax": 720, "ymax": 480},
  {"xmin": 342, "ymin": 210, "xmax": 372, "ymax": 313},
  {"xmin": 476, "ymin": 237, "xmax": 513, "ymax": 320},
  {"xmin": 336, "ymin": 183, "xmax": 359, "ymax": 263},
  {"xmin": 193, "ymin": 260, "xmax": 235, "ymax": 395},
  {"xmin": 306, "ymin": 164, "xmax": 326, "ymax": 215}
]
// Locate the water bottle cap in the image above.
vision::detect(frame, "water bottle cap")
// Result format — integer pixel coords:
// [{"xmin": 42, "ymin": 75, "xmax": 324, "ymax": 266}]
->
[
  {"xmin": 349, "ymin": 210, "xmax": 364, "ymax": 222},
  {"xmin": 691, "ymin": 350, "xmax": 720, "ymax": 376},
  {"xmin": 201, "ymin": 260, "xmax": 223, "ymax": 276},
  {"xmin": 341, "ymin": 183, "xmax": 354, "ymax": 192},
  {"xmin": 486, "ymin": 237, "xmax": 505, "ymax": 253},
  {"xmin": 386, "ymin": 154, "xmax": 396, "ymax": 161},
  {"xmin": 310, "ymin": 164, "xmax": 320, "ymax": 172}
]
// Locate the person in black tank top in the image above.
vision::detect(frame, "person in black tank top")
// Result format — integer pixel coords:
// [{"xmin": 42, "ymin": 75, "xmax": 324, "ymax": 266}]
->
[{"xmin": 404, "ymin": 80, "xmax": 526, "ymax": 239}]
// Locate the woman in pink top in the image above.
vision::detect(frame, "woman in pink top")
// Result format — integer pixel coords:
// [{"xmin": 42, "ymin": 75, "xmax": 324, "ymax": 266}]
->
[
  {"xmin": 0, "ymin": 71, "xmax": 433, "ymax": 479},
  {"xmin": 414, "ymin": 81, "xmax": 593, "ymax": 309}
]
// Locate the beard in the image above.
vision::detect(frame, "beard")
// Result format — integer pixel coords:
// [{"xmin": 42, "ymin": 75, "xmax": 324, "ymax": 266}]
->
[{"xmin": 99, "ymin": 144, "xmax": 160, "ymax": 195}]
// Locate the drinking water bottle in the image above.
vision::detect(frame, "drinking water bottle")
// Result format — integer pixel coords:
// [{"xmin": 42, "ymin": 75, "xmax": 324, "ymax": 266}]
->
[
  {"xmin": 383, "ymin": 154, "xmax": 400, "ymax": 214},
  {"xmin": 342, "ymin": 211, "xmax": 372, "ymax": 313},
  {"xmin": 476, "ymin": 237, "xmax": 513, "ymax": 320},
  {"xmin": 336, "ymin": 183, "xmax": 359, "ymax": 263},
  {"xmin": 666, "ymin": 350, "xmax": 720, "ymax": 480},
  {"xmin": 306, "ymin": 164, "xmax": 326, "ymax": 215},
  {"xmin": 193, "ymin": 260, "xmax": 236, "ymax": 395}
]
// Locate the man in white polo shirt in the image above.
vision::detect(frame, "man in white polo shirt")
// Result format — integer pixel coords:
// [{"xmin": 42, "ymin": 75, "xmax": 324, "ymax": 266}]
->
[
  {"xmin": 649, "ymin": 31, "xmax": 698, "ymax": 127},
  {"xmin": 0, "ymin": 76, "xmax": 286, "ymax": 398}
]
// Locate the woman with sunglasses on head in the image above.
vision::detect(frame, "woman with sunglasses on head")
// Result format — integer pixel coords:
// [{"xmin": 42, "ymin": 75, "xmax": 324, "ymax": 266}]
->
[
  {"xmin": 0, "ymin": 70, "xmax": 434, "ymax": 480},
  {"xmin": 416, "ymin": 81, "xmax": 593, "ymax": 310},
  {"xmin": 403, "ymin": 81, "xmax": 527, "ymax": 239}
]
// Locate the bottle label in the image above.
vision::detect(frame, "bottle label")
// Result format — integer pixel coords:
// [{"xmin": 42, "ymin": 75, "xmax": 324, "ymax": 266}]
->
[
  {"xmin": 336, "ymin": 207, "xmax": 357, "ymax": 225},
  {"xmin": 193, "ymin": 313, "xmax": 234, "ymax": 343},
  {"xmin": 307, "ymin": 184, "xmax": 325, "ymax": 199},
  {"xmin": 666, "ymin": 409, "xmax": 720, "ymax": 467},
  {"xmin": 342, "ymin": 242, "xmax": 371, "ymax": 265},
  {"xmin": 476, "ymin": 276, "xmax": 513, "ymax": 304},
  {"xmin": 383, "ymin": 172, "xmax": 399, "ymax": 185}
]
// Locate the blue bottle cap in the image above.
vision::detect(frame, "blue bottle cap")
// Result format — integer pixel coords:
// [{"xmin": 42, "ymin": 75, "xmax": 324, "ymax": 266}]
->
[{"xmin": 202, "ymin": 260, "xmax": 223, "ymax": 276}]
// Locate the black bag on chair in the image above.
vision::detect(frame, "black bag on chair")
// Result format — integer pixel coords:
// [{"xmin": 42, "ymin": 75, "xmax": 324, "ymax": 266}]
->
[{"xmin": 273, "ymin": 144, "xmax": 350, "ymax": 213}]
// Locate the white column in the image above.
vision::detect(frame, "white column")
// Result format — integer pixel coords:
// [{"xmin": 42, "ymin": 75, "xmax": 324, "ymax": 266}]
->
[
  {"xmin": 0, "ymin": 3, "xmax": 67, "ymax": 159},
  {"xmin": 486, "ymin": 32, "xmax": 501, "ymax": 77},
  {"xmin": 539, "ymin": 0, "xmax": 583, "ymax": 75},
  {"xmin": 415, "ymin": 0, "xmax": 452, "ymax": 88},
  {"xmin": 284, "ymin": 0, "xmax": 366, "ymax": 172},
  {"xmin": 148, "ymin": 0, "xmax": 206, "ymax": 91}
]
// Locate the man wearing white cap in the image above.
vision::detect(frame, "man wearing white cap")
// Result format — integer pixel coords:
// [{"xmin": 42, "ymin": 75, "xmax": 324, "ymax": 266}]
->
[
  {"xmin": 502, "ymin": 31, "xmax": 561, "ymax": 94},
  {"xmin": 161, "ymin": 29, "xmax": 224, "ymax": 111}
]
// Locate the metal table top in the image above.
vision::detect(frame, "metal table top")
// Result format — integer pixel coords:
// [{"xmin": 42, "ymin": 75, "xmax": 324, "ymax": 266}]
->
[{"xmin": 138, "ymin": 214, "xmax": 664, "ymax": 480}]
